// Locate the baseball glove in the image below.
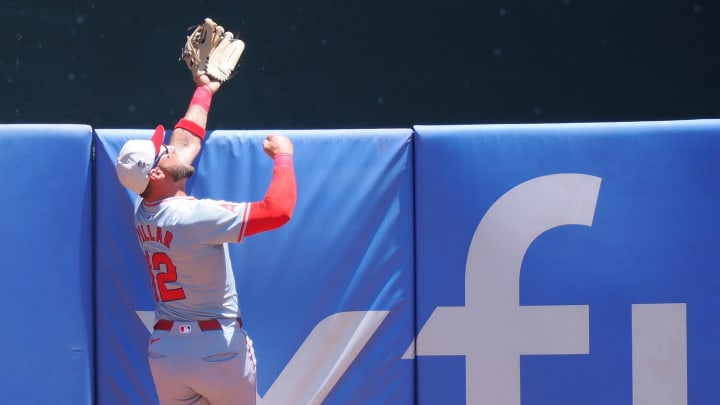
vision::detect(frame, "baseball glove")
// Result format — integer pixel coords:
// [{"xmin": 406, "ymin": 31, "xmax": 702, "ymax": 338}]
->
[{"xmin": 180, "ymin": 18, "xmax": 245, "ymax": 82}]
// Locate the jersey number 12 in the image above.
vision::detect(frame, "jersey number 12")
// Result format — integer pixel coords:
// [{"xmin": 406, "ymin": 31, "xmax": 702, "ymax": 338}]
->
[{"xmin": 145, "ymin": 251, "xmax": 186, "ymax": 302}]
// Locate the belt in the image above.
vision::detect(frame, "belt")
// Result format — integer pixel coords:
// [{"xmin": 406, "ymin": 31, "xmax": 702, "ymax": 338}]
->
[{"xmin": 154, "ymin": 317, "xmax": 243, "ymax": 331}]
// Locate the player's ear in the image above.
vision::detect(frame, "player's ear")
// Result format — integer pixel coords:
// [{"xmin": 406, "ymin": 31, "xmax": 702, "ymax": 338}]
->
[{"xmin": 149, "ymin": 167, "xmax": 165, "ymax": 181}]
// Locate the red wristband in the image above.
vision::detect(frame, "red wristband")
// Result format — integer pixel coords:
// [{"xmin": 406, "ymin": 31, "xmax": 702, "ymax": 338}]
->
[
  {"xmin": 190, "ymin": 86, "xmax": 213, "ymax": 111},
  {"xmin": 174, "ymin": 118, "xmax": 206, "ymax": 140}
]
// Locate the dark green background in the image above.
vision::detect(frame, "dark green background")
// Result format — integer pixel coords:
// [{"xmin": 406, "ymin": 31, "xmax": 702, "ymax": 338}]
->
[{"xmin": 3, "ymin": 0, "xmax": 719, "ymax": 129}]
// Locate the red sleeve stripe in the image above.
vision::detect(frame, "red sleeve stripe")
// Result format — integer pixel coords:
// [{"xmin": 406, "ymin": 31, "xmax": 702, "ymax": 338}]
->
[{"xmin": 237, "ymin": 202, "xmax": 251, "ymax": 243}]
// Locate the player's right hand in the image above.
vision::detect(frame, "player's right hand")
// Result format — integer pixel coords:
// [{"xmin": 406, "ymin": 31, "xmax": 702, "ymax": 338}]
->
[{"xmin": 262, "ymin": 134, "xmax": 294, "ymax": 158}]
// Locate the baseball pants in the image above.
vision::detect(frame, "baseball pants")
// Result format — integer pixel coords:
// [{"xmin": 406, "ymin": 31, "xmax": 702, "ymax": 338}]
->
[{"xmin": 148, "ymin": 318, "xmax": 257, "ymax": 405}]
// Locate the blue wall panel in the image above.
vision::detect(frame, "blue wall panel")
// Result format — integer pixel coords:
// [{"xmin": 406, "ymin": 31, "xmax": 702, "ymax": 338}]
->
[
  {"xmin": 412, "ymin": 120, "xmax": 720, "ymax": 405},
  {"xmin": 3, "ymin": 119, "xmax": 717, "ymax": 404},
  {"xmin": 0, "ymin": 125, "xmax": 94, "ymax": 404},
  {"xmin": 95, "ymin": 128, "xmax": 416, "ymax": 404}
]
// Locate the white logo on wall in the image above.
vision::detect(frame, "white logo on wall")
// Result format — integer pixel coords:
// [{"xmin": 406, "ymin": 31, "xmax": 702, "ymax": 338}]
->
[{"xmin": 404, "ymin": 173, "xmax": 687, "ymax": 405}]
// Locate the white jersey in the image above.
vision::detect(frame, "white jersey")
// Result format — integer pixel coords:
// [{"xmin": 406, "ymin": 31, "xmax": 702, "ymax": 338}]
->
[{"xmin": 134, "ymin": 195, "xmax": 250, "ymax": 321}]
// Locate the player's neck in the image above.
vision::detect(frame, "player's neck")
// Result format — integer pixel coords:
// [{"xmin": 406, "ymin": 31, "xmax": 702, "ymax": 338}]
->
[{"xmin": 144, "ymin": 181, "xmax": 188, "ymax": 202}]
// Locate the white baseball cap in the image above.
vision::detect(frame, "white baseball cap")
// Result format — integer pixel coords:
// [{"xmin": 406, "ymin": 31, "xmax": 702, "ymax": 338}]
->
[{"xmin": 116, "ymin": 125, "xmax": 166, "ymax": 194}]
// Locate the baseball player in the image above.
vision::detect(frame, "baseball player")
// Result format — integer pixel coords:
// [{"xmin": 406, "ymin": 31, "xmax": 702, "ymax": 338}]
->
[{"xmin": 115, "ymin": 21, "xmax": 297, "ymax": 405}]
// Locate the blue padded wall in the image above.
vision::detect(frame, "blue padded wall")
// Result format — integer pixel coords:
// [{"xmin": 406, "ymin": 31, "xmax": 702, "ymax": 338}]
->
[
  {"xmin": 0, "ymin": 125, "xmax": 94, "ymax": 404},
  {"xmin": 94, "ymin": 128, "xmax": 416, "ymax": 404},
  {"xmin": 4, "ymin": 119, "xmax": 718, "ymax": 404},
  {"xmin": 412, "ymin": 120, "xmax": 720, "ymax": 405}
]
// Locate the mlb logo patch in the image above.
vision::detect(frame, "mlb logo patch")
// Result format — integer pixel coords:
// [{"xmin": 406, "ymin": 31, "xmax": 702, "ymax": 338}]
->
[{"xmin": 179, "ymin": 324, "xmax": 192, "ymax": 333}]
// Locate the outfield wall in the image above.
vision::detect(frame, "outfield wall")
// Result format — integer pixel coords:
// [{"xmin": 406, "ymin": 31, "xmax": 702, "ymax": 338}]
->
[
  {"xmin": 1, "ymin": 120, "xmax": 719, "ymax": 404},
  {"xmin": 0, "ymin": 125, "xmax": 95, "ymax": 404}
]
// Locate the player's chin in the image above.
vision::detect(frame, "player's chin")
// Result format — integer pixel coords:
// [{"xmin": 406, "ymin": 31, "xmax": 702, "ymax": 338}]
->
[
  {"xmin": 166, "ymin": 164, "xmax": 195, "ymax": 181},
  {"xmin": 183, "ymin": 165, "xmax": 195, "ymax": 179}
]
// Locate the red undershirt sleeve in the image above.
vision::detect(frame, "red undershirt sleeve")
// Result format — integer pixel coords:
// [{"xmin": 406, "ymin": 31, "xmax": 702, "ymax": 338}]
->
[{"xmin": 244, "ymin": 153, "xmax": 297, "ymax": 237}]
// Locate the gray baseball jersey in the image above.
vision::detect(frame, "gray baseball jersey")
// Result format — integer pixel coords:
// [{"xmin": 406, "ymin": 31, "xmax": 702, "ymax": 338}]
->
[{"xmin": 134, "ymin": 195, "xmax": 249, "ymax": 320}]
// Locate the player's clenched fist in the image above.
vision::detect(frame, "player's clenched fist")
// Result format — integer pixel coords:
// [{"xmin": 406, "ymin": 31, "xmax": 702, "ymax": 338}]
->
[{"xmin": 262, "ymin": 134, "xmax": 294, "ymax": 158}]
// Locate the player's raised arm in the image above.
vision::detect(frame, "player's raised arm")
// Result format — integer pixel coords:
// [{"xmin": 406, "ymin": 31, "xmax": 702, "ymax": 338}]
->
[
  {"xmin": 170, "ymin": 18, "xmax": 245, "ymax": 166},
  {"xmin": 169, "ymin": 74, "xmax": 221, "ymax": 165},
  {"xmin": 244, "ymin": 134, "xmax": 298, "ymax": 236}
]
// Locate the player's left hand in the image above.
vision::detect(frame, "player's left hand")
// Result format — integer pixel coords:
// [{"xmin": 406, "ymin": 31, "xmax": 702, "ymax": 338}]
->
[{"xmin": 262, "ymin": 134, "xmax": 293, "ymax": 159}]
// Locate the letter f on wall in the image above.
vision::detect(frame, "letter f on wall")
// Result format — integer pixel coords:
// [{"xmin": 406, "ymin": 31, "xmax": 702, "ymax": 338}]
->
[{"xmin": 406, "ymin": 173, "xmax": 601, "ymax": 405}]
